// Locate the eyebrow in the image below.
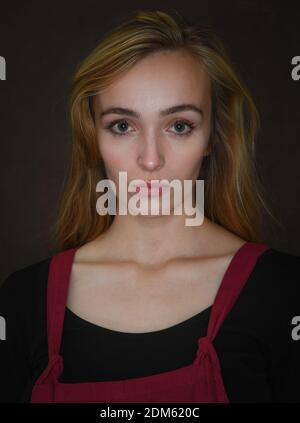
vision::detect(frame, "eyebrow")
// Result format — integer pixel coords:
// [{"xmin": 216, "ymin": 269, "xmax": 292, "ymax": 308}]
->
[{"xmin": 99, "ymin": 104, "xmax": 204, "ymax": 119}]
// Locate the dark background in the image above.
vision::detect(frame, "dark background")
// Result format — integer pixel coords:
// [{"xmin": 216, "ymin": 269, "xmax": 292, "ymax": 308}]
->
[{"xmin": 0, "ymin": 0, "xmax": 300, "ymax": 283}]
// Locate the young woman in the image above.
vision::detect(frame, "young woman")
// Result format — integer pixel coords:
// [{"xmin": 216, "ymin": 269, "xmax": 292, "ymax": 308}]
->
[{"xmin": 1, "ymin": 9, "xmax": 300, "ymax": 403}]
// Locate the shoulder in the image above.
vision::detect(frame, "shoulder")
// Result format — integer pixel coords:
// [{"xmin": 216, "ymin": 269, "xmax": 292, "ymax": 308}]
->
[
  {"xmin": 256, "ymin": 246, "xmax": 300, "ymax": 272},
  {"xmin": 0, "ymin": 256, "xmax": 52, "ymax": 402},
  {"xmin": 218, "ymin": 245, "xmax": 300, "ymax": 338},
  {"xmin": 1, "ymin": 256, "xmax": 52, "ymax": 298},
  {"xmin": 0, "ymin": 256, "xmax": 52, "ymax": 328},
  {"xmin": 216, "ymin": 245, "xmax": 300, "ymax": 357},
  {"xmin": 227, "ymin": 245, "xmax": 300, "ymax": 348},
  {"xmin": 253, "ymin": 246, "xmax": 300, "ymax": 298},
  {"xmin": 255, "ymin": 247, "xmax": 300, "ymax": 324},
  {"xmin": 237, "ymin": 245, "xmax": 300, "ymax": 309}
]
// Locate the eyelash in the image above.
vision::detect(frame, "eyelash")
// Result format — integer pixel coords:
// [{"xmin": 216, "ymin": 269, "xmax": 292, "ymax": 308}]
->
[{"xmin": 104, "ymin": 119, "xmax": 196, "ymax": 137}]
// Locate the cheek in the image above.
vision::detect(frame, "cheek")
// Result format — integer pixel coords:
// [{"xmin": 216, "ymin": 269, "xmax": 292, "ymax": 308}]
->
[
  {"xmin": 98, "ymin": 139, "xmax": 121, "ymax": 167},
  {"xmin": 99, "ymin": 144, "xmax": 134, "ymax": 182},
  {"xmin": 176, "ymin": 144, "xmax": 207, "ymax": 177}
]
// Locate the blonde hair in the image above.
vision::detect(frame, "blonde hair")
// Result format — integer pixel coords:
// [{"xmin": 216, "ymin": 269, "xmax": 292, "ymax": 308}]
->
[{"xmin": 49, "ymin": 9, "xmax": 278, "ymax": 253}]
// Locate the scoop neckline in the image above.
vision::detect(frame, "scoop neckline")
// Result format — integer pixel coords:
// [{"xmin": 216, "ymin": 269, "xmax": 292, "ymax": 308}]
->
[
  {"xmin": 64, "ymin": 303, "xmax": 213, "ymax": 337},
  {"xmin": 63, "ymin": 240, "xmax": 250, "ymax": 337}
]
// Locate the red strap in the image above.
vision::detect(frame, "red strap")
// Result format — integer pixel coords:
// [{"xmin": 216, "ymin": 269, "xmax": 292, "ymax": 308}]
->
[
  {"xmin": 47, "ymin": 247, "xmax": 78, "ymax": 359},
  {"xmin": 205, "ymin": 241, "xmax": 270, "ymax": 341}
]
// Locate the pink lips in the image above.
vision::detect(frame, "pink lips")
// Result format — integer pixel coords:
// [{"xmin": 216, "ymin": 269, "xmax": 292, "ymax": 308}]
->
[{"xmin": 134, "ymin": 181, "xmax": 167, "ymax": 196}]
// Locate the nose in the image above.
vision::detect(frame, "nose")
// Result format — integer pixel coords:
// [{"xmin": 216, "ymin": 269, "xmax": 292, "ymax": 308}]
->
[{"xmin": 137, "ymin": 133, "xmax": 165, "ymax": 172}]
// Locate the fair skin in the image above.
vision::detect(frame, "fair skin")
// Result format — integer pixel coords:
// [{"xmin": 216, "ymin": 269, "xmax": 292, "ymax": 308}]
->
[{"xmin": 66, "ymin": 49, "xmax": 247, "ymax": 333}]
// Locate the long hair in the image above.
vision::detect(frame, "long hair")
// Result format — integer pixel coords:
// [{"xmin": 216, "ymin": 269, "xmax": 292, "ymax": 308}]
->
[{"xmin": 49, "ymin": 9, "xmax": 278, "ymax": 253}]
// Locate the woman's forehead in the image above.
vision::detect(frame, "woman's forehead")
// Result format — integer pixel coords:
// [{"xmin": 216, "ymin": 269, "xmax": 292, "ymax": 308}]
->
[{"xmin": 95, "ymin": 52, "xmax": 211, "ymax": 113}]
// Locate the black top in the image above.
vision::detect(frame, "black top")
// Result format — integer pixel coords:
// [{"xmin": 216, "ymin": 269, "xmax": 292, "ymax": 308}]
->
[{"xmin": 1, "ymin": 247, "xmax": 300, "ymax": 403}]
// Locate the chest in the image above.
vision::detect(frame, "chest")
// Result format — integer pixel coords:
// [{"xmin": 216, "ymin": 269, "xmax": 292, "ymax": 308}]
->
[{"xmin": 66, "ymin": 255, "xmax": 232, "ymax": 333}]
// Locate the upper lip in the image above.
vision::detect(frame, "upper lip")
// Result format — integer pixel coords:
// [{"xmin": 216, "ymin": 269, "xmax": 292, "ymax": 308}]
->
[{"xmin": 133, "ymin": 181, "xmax": 169, "ymax": 188}]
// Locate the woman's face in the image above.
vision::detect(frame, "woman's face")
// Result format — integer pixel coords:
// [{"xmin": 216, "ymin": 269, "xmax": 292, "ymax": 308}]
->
[{"xmin": 93, "ymin": 49, "xmax": 212, "ymax": 214}]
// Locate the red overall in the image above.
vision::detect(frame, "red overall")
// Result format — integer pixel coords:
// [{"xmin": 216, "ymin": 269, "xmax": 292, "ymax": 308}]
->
[{"xmin": 30, "ymin": 241, "xmax": 270, "ymax": 403}]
